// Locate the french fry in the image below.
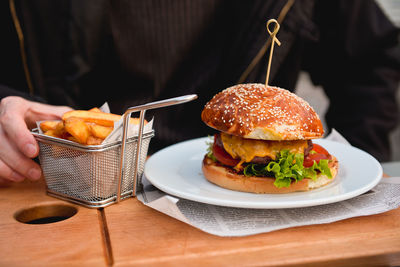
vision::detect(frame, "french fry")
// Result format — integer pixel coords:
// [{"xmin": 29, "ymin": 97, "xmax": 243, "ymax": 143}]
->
[
  {"xmin": 62, "ymin": 110, "xmax": 143, "ymax": 127},
  {"xmin": 40, "ymin": 121, "xmax": 59, "ymax": 132},
  {"xmin": 86, "ymin": 136, "xmax": 104, "ymax": 145},
  {"xmin": 89, "ymin": 124, "xmax": 113, "ymax": 139},
  {"xmin": 41, "ymin": 107, "xmax": 142, "ymax": 145},
  {"xmin": 64, "ymin": 117, "xmax": 90, "ymax": 144},
  {"xmin": 67, "ymin": 136, "xmax": 80, "ymax": 143},
  {"xmin": 54, "ymin": 121, "xmax": 69, "ymax": 138},
  {"xmin": 41, "ymin": 120, "xmax": 69, "ymax": 139},
  {"xmin": 88, "ymin": 107, "xmax": 103, "ymax": 113},
  {"xmin": 44, "ymin": 129, "xmax": 58, "ymax": 137}
]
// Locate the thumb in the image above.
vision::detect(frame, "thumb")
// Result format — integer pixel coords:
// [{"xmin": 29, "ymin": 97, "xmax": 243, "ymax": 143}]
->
[{"xmin": 26, "ymin": 102, "xmax": 73, "ymax": 128}]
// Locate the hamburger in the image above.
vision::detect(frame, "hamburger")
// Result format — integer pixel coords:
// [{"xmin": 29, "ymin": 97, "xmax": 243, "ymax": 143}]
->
[{"xmin": 201, "ymin": 83, "xmax": 338, "ymax": 194}]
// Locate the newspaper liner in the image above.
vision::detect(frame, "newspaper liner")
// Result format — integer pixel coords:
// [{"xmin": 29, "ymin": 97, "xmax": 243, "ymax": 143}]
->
[{"xmin": 137, "ymin": 130, "xmax": 400, "ymax": 237}]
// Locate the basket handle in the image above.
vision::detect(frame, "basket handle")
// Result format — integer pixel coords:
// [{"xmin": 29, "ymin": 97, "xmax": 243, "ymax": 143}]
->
[{"xmin": 116, "ymin": 94, "xmax": 198, "ymax": 202}]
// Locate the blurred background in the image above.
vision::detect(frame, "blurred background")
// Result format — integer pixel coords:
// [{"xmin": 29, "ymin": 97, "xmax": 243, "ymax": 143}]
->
[{"xmin": 295, "ymin": 0, "xmax": 400, "ymax": 162}]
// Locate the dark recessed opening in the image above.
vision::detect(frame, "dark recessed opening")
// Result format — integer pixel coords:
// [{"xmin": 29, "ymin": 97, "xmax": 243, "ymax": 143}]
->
[{"xmin": 14, "ymin": 204, "xmax": 78, "ymax": 224}]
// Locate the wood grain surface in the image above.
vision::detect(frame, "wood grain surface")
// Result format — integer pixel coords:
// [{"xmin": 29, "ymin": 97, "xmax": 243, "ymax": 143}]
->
[
  {"xmin": 0, "ymin": 180, "xmax": 107, "ymax": 266},
  {"xmin": 1, "ymin": 178, "xmax": 400, "ymax": 266},
  {"xmin": 104, "ymin": 196, "xmax": 400, "ymax": 267}
]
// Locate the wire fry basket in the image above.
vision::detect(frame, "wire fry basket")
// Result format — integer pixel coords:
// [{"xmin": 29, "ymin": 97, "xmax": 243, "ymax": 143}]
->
[{"xmin": 32, "ymin": 95, "xmax": 197, "ymax": 208}]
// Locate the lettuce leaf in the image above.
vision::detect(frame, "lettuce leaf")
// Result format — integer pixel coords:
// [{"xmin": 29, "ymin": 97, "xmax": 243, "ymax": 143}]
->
[
  {"xmin": 304, "ymin": 159, "xmax": 332, "ymax": 181},
  {"xmin": 243, "ymin": 150, "xmax": 332, "ymax": 188},
  {"xmin": 206, "ymin": 138, "xmax": 217, "ymax": 162}
]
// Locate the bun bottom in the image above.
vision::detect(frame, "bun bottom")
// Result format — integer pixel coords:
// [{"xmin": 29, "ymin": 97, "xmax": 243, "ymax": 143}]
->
[{"xmin": 202, "ymin": 156, "xmax": 338, "ymax": 194}]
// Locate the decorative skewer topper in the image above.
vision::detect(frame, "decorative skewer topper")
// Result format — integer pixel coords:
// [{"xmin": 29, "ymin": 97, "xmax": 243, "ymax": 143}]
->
[{"xmin": 265, "ymin": 19, "xmax": 281, "ymax": 87}]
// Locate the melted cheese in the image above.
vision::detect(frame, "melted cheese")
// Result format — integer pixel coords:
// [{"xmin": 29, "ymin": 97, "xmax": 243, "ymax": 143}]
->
[{"xmin": 220, "ymin": 132, "xmax": 308, "ymax": 169}]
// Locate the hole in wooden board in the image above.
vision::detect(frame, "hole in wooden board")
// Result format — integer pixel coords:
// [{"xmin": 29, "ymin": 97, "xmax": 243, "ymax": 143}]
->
[{"xmin": 14, "ymin": 205, "xmax": 78, "ymax": 224}]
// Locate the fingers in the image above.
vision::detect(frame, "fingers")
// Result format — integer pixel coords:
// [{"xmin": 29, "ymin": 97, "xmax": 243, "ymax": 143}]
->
[
  {"xmin": 0, "ymin": 159, "xmax": 25, "ymax": 182},
  {"xmin": 0, "ymin": 96, "xmax": 42, "ymax": 182},
  {"xmin": 27, "ymin": 102, "xmax": 73, "ymax": 128},
  {"xmin": 33, "ymin": 102, "xmax": 73, "ymax": 116},
  {"xmin": 0, "ymin": 96, "xmax": 72, "ymax": 183},
  {"xmin": 0, "ymin": 97, "xmax": 72, "ymax": 159},
  {"xmin": 0, "ymin": 97, "xmax": 39, "ymax": 158},
  {"xmin": 0, "ymin": 126, "xmax": 41, "ymax": 181}
]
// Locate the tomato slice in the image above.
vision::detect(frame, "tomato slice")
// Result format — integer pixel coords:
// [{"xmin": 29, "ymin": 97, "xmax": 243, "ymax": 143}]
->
[
  {"xmin": 303, "ymin": 153, "xmax": 330, "ymax": 167},
  {"xmin": 212, "ymin": 134, "xmax": 239, "ymax": 167},
  {"xmin": 312, "ymin": 144, "xmax": 330, "ymax": 156},
  {"xmin": 303, "ymin": 144, "xmax": 330, "ymax": 168}
]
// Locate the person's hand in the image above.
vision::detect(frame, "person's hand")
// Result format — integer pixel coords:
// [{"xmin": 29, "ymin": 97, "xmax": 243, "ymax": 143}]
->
[{"xmin": 0, "ymin": 96, "xmax": 72, "ymax": 184}]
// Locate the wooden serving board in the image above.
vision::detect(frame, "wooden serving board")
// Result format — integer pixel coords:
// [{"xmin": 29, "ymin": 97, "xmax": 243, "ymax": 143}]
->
[
  {"xmin": 104, "ymin": 195, "xmax": 400, "ymax": 267},
  {"xmin": 0, "ymin": 180, "xmax": 107, "ymax": 266},
  {"xmin": 1, "ymin": 178, "xmax": 400, "ymax": 266}
]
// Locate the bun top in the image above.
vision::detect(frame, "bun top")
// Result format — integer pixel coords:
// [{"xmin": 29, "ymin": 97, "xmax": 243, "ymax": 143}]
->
[{"xmin": 201, "ymin": 83, "xmax": 324, "ymax": 140}]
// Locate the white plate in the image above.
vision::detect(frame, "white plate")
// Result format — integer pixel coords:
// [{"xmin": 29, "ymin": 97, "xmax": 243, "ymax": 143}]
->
[{"xmin": 144, "ymin": 137, "xmax": 382, "ymax": 209}]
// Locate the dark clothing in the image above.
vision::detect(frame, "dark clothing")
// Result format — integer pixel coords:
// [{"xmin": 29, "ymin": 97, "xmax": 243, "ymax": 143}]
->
[{"xmin": 1, "ymin": 0, "xmax": 399, "ymax": 161}]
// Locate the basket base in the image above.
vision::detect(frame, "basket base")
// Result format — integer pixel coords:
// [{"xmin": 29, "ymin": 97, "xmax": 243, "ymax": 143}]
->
[{"xmin": 46, "ymin": 189, "xmax": 134, "ymax": 208}]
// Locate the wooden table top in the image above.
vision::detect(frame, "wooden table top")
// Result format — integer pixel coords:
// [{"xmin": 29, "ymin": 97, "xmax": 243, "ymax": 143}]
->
[{"xmin": 1, "ymin": 178, "xmax": 399, "ymax": 267}]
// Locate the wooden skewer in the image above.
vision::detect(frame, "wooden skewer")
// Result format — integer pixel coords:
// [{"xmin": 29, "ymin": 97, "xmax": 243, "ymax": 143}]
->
[{"xmin": 265, "ymin": 19, "xmax": 281, "ymax": 87}]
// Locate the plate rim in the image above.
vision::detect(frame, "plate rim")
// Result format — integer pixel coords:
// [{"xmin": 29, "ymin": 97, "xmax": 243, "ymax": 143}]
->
[{"xmin": 144, "ymin": 137, "xmax": 383, "ymax": 209}]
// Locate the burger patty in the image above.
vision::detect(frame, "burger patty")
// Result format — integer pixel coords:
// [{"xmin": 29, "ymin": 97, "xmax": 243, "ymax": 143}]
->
[
  {"xmin": 215, "ymin": 133, "xmax": 313, "ymax": 165},
  {"xmin": 249, "ymin": 156, "xmax": 273, "ymax": 165},
  {"xmin": 304, "ymin": 140, "xmax": 314, "ymax": 157}
]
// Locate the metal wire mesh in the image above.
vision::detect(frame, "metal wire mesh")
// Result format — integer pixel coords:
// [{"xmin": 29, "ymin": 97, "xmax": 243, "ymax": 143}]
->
[{"xmin": 36, "ymin": 132, "xmax": 153, "ymax": 206}]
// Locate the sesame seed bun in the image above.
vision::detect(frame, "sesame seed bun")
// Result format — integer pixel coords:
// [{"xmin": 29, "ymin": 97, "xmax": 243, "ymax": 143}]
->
[
  {"xmin": 202, "ymin": 156, "xmax": 338, "ymax": 194},
  {"xmin": 201, "ymin": 83, "xmax": 324, "ymax": 140}
]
